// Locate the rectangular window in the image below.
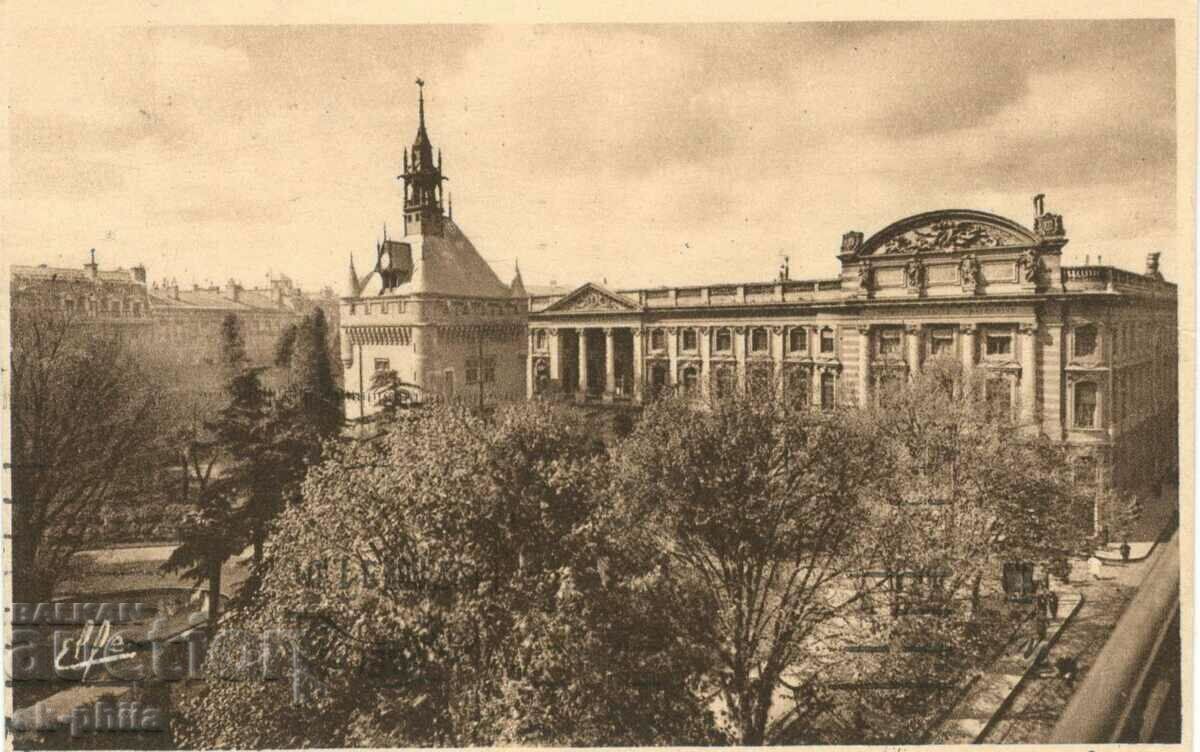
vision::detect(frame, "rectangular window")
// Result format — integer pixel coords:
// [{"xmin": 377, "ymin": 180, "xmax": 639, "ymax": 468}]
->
[
  {"xmin": 820, "ymin": 371, "xmax": 835, "ymax": 410},
  {"xmin": 650, "ymin": 330, "xmax": 666, "ymax": 352},
  {"xmin": 1074, "ymin": 325, "xmax": 1098, "ymax": 358},
  {"xmin": 681, "ymin": 328, "xmax": 698, "ymax": 352},
  {"xmin": 374, "ymin": 358, "xmax": 390, "ymax": 372},
  {"xmin": 788, "ymin": 328, "xmax": 807, "ymax": 353},
  {"xmin": 715, "ymin": 329, "xmax": 733, "ymax": 353},
  {"xmin": 750, "ymin": 328, "xmax": 769, "ymax": 353},
  {"xmin": 985, "ymin": 331, "xmax": 1012, "ymax": 357},
  {"xmin": 878, "ymin": 328, "xmax": 902, "ymax": 357},
  {"xmin": 483, "ymin": 357, "xmax": 496, "ymax": 384},
  {"xmin": 928, "ymin": 328, "xmax": 955, "ymax": 357},
  {"xmin": 1074, "ymin": 382, "xmax": 1099, "ymax": 428},
  {"xmin": 820, "ymin": 329, "xmax": 835, "ymax": 354},
  {"xmin": 466, "ymin": 358, "xmax": 480, "ymax": 385}
]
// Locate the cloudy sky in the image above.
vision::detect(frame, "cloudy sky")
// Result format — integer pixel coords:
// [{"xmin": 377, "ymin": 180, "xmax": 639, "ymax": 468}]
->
[{"xmin": 5, "ymin": 20, "xmax": 1179, "ymax": 293}]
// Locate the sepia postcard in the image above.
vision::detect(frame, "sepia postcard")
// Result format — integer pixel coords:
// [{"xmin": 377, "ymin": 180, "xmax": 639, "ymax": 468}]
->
[{"xmin": 2, "ymin": 1, "xmax": 1194, "ymax": 749}]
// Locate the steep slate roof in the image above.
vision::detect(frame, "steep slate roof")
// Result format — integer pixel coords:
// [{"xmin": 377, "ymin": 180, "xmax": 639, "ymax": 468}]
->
[{"xmin": 356, "ymin": 217, "xmax": 511, "ymax": 299}]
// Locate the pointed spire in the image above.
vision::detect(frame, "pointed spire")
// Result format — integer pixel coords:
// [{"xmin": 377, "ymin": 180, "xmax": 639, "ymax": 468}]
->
[
  {"xmin": 510, "ymin": 259, "xmax": 528, "ymax": 298},
  {"xmin": 416, "ymin": 77, "xmax": 426, "ymax": 133},
  {"xmin": 448, "ymin": 192, "xmax": 453, "ymax": 220},
  {"xmin": 347, "ymin": 254, "xmax": 360, "ymax": 297}
]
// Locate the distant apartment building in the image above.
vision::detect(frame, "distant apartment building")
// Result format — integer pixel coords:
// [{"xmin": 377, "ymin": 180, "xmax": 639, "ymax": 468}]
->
[{"xmin": 11, "ymin": 253, "xmax": 341, "ymax": 405}]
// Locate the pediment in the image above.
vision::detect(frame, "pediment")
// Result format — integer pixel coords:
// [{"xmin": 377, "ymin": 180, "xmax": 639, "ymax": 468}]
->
[
  {"xmin": 858, "ymin": 210, "xmax": 1040, "ymax": 256},
  {"xmin": 543, "ymin": 283, "xmax": 640, "ymax": 313}
]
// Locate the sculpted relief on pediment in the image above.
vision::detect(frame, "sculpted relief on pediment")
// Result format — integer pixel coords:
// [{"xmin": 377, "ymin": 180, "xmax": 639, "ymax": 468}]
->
[
  {"xmin": 879, "ymin": 220, "xmax": 1024, "ymax": 255},
  {"xmin": 551, "ymin": 286, "xmax": 638, "ymax": 313}
]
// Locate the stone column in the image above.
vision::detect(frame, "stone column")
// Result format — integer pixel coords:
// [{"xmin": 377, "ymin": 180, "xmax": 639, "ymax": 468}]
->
[
  {"xmin": 906, "ymin": 324, "xmax": 923, "ymax": 381},
  {"xmin": 735, "ymin": 326, "xmax": 747, "ymax": 392},
  {"xmin": 603, "ymin": 327, "xmax": 615, "ymax": 402},
  {"xmin": 960, "ymin": 323, "xmax": 976, "ymax": 375},
  {"xmin": 1019, "ymin": 322, "xmax": 1038, "ymax": 427},
  {"xmin": 577, "ymin": 327, "xmax": 589, "ymax": 401},
  {"xmin": 771, "ymin": 326, "xmax": 785, "ymax": 401},
  {"xmin": 667, "ymin": 327, "xmax": 679, "ymax": 388},
  {"xmin": 549, "ymin": 328, "xmax": 561, "ymax": 383},
  {"xmin": 631, "ymin": 327, "xmax": 644, "ymax": 402},
  {"xmin": 857, "ymin": 324, "xmax": 871, "ymax": 408},
  {"xmin": 812, "ymin": 364, "xmax": 823, "ymax": 408},
  {"xmin": 699, "ymin": 326, "xmax": 712, "ymax": 401},
  {"xmin": 526, "ymin": 330, "xmax": 536, "ymax": 400}
]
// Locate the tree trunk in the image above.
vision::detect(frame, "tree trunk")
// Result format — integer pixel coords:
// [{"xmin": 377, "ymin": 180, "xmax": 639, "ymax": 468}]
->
[{"xmin": 207, "ymin": 558, "xmax": 222, "ymax": 634}]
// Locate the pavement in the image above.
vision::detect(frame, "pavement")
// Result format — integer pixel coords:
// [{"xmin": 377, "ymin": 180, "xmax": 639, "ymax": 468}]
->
[{"xmin": 932, "ymin": 480, "xmax": 1177, "ymax": 743}]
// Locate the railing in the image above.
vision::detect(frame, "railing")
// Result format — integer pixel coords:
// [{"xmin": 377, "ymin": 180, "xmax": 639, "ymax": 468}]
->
[
  {"xmin": 1049, "ymin": 527, "xmax": 1180, "ymax": 743},
  {"xmin": 1061, "ymin": 266, "xmax": 1178, "ymax": 296}
]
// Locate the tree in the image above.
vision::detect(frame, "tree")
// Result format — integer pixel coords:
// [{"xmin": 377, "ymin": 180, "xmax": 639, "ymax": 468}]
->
[
  {"xmin": 174, "ymin": 402, "xmax": 716, "ymax": 747},
  {"xmin": 233, "ymin": 310, "xmax": 346, "ymax": 568},
  {"xmin": 610, "ymin": 393, "xmax": 884, "ymax": 744},
  {"xmin": 807, "ymin": 358, "xmax": 1095, "ymax": 743},
  {"xmin": 10, "ymin": 299, "xmax": 162, "ymax": 602},
  {"xmin": 367, "ymin": 368, "xmax": 422, "ymax": 419},
  {"xmin": 163, "ymin": 314, "xmax": 258, "ymax": 628}
]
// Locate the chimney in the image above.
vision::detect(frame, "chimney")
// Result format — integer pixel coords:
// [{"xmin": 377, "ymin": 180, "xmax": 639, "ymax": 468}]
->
[
  {"xmin": 1146, "ymin": 252, "xmax": 1164, "ymax": 280},
  {"xmin": 84, "ymin": 248, "xmax": 99, "ymax": 279},
  {"xmin": 131, "ymin": 264, "xmax": 147, "ymax": 285},
  {"xmin": 224, "ymin": 278, "xmax": 241, "ymax": 302}
]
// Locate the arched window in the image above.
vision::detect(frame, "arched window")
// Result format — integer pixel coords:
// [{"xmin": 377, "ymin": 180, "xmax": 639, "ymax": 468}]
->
[
  {"xmin": 1074, "ymin": 381, "xmax": 1099, "ymax": 428},
  {"xmin": 714, "ymin": 364, "xmax": 736, "ymax": 399},
  {"xmin": 1074, "ymin": 324, "xmax": 1098, "ymax": 358},
  {"xmin": 681, "ymin": 365, "xmax": 699, "ymax": 394},
  {"xmin": 786, "ymin": 368, "xmax": 809, "ymax": 408},
  {"xmin": 820, "ymin": 371, "xmax": 836, "ymax": 410}
]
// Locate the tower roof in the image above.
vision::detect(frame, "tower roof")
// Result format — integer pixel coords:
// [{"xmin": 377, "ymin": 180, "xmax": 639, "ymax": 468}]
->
[
  {"xmin": 356, "ymin": 217, "xmax": 510, "ymax": 299},
  {"xmin": 510, "ymin": 260, "xmax": 528, "ymax": 298},
  {"xmin": 346, "ymin": 254, "xmax": 360, "ymax": 297}
]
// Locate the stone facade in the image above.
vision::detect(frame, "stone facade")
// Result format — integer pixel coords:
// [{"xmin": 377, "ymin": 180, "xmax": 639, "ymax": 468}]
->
[
  {"xmin": 340, "ymin": 82, "xmax": 528, "ymax": 418},
  {"xmin": 12, "ymin": 255, "xmax": 341, "ymax": 406},
  {"xmin": 528, "ymin": 201, "xmax": 1178, "ymax": 493}
]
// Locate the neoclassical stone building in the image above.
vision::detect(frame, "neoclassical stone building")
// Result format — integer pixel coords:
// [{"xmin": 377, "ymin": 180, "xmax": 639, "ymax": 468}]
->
[
  {"xmin": 338, "ymin": 86, "xmax": 1176, "ymax": 491},
  {"xmin": 527, "ymin": 200, "xmax": 1178, "ymax": 491}
]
